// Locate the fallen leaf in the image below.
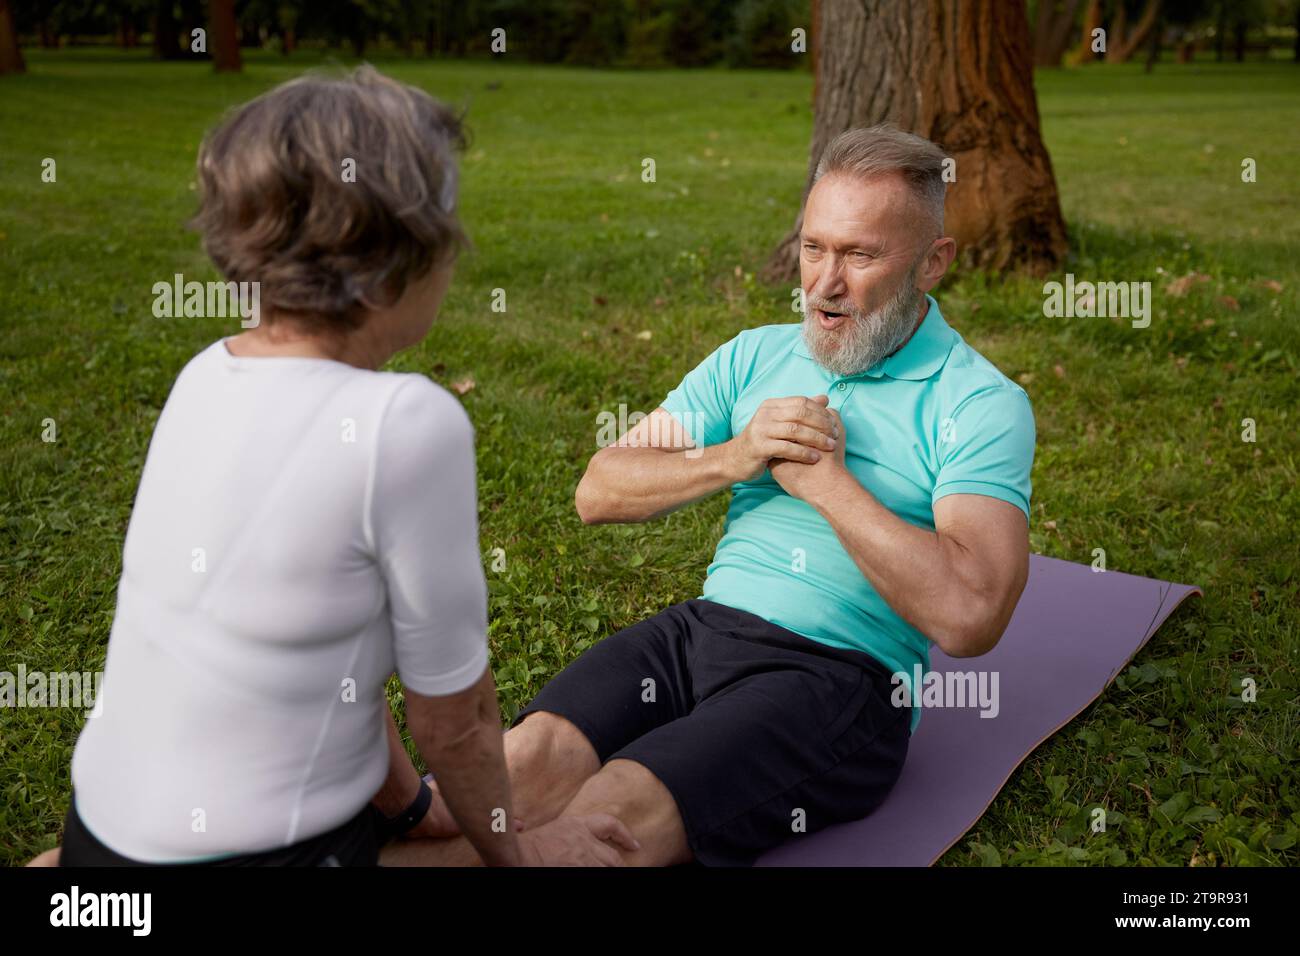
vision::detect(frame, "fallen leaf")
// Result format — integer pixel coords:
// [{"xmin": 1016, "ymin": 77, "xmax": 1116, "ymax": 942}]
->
[
  {"xmin": 1044, "ymin": 520, "xmax": 1057, "ymax": 531},
  {"xmin": 1256, "ymin": 279, "xmax": 1283, "ymax": 293},
  {"xmin": 1053, "ymin": 364, "xmax": 1065, "ymax": 379},
  {"xmin": 1165, "ymin": 272, "xmax": 1211, "ymax": 297},
  {"xmin": 1217, "ymin": 296, "xmax": 1239, "ymax": 311},
  {"xmin": 593, "ymin": 295, "xmax": 607, "ymax": 307},
  {"xmin": 450, "ymin": 377, "xmax": 475, "ymax": 396},
  {"xmin": 636, "ymin": 330, "xmax": 652, "ymax": 341}
]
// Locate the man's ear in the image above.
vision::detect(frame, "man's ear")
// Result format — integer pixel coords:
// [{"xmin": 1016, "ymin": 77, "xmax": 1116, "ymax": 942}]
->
[{"xmin": 917, "ymin": 236, "xmax": 957, "ymax": 294}]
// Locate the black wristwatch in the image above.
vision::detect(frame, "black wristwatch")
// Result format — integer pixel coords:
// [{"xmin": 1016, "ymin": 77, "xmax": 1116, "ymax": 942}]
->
[{"xmin": 378, "ymin": 782, "xmax": 433, "ymax": 842}]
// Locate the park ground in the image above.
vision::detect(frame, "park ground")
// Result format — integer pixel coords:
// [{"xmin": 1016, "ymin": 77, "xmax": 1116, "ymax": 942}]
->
[{"xmin": 0, "ymin": 50, "xmax": 1297, "ymax": 866}]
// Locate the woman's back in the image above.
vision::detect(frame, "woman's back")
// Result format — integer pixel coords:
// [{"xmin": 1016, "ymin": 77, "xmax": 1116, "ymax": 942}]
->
[{"xmin": 71, "ymin": 340, "xmax": 487, "ymax": 862}]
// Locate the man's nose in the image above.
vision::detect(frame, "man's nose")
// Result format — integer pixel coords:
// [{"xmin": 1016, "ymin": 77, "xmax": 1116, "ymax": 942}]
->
[{"xmin": 809, "ymin": 258, "xmax": 847, "ymax": 302}]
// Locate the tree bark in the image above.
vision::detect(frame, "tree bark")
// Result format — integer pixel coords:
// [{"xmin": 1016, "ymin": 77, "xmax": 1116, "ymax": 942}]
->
[
  {"xmin": 1071, "ymin": 0, "xmax": 1102, "ymax": 63},
  {"xmin": 1034, "ymin": 0, "xmax": 1082, "ymax": 68},
  {"xmin": 1144, "ymin": 16, "xmax": 1162, "ymax": 72},
  {"xmin": 0, "ymin": 0, "xmax": 24, "ymax": 75},
  {"xmin": 153, "ymin": 1, "xmax": 182, "ymax": 60},
  {"xmin": 1106, "ymin": 0, "xmax": 1161, "ymax": 64},
  {"xmin": 210, "ymin": 0, "xmax": 242, "ymax": 71},
  {"xmin": 765, "ymin": 0, "xmax": 1068, "ymax": 281}
]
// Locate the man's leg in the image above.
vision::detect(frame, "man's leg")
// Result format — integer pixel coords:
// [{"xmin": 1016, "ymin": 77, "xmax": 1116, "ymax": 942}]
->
[
  {"xmin": 380, "ymin": 711, "xmax": 599, "ymax": 866},
  {"xmin": 555, "ymin": 758, "xmax": 691, "ymax": 866},
  {"xmin": 383, "ymin": 603, "xmax": 698, "ymax": 866}
]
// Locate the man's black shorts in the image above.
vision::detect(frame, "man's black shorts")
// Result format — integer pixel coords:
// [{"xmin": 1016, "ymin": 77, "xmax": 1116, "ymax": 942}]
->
[{"xmin": 512, "ymin": 598, "xmax": 910, "ymax": 866}]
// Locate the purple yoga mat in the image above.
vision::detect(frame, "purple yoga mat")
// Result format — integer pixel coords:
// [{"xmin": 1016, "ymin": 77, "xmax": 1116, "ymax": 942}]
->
[{"xmin": 756, "ymin": 554, "xmax": 1202, "ymax": 867}]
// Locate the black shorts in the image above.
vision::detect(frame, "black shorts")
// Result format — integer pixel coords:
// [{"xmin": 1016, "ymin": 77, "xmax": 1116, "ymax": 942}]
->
[
  {"xmin": 59, "ymin": 794, "xmax": 380, "ymax": 867},
  {"xmin": 512, "ymin": 599, "xmax": 910, "ymax": 866}
]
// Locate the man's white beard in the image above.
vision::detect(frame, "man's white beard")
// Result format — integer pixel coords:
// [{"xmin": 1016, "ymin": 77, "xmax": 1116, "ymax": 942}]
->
[{"xmin": 802, "ymin": 268, "xmax": 925, "ymax": 378}]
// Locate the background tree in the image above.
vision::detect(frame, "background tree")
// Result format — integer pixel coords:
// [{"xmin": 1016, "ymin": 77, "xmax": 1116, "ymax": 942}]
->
[
  {"xmin": 0, "ymin": 0, "xmax": 23, "ymax": 74},
  {"xmin": 210, "ymin": 0, "xmax": 240, "ymax": 70},
  {"xmin": 766, "ymin": 0, "xmax": 1068, "ymax": 280},
  {"xmin": 1033, "ymin": 0, "xmax": 1084, "ymax": 67},
  {"xmin": 1104, "ymin": 0, "xmax": 1163, "ymax": 63}
]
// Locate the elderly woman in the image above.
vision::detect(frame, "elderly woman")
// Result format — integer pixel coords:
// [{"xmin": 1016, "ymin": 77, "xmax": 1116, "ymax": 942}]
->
[{"xmin": 48, "ymin": 67, "xmax": 633, "ymax": 867}]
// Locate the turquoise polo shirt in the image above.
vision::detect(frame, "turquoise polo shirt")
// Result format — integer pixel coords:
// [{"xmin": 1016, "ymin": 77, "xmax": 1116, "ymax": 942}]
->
[{"xmin": 660, "ymin": 295, "xmax": 1035, "ymax": 734}]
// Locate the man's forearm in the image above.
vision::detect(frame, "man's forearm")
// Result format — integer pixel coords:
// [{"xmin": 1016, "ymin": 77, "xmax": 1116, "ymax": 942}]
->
[
  {"xmin": 805, "ymin": 472, "xmax": 996, "ymax": 657},
  {"xmin": 576, "ymin": 441, "xmax": 740, "ymax": 524}
]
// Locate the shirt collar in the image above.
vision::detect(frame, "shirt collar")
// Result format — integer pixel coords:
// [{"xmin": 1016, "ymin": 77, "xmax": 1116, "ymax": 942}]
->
[{"xmin": 793, "ymin": 294, "xmax": 955, "ymax": 381}]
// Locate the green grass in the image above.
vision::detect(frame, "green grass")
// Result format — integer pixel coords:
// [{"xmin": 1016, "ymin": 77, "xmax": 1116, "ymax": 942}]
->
[{"xmin": 1, "ymin": 49, "xmax": 1297, "ymax": 867}]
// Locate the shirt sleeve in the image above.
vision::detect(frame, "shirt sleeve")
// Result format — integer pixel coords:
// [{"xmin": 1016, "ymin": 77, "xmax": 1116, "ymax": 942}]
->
[
  {"xmin": 369, "ymin": 375, "xmax": 489, "ymax": 696},
  {"xmin": 932, "ymin": 384, "xmax": 1035, "ymax": 521},
  {"xmin": 659, "ymin": 333, "xmax": 743, "ymax": 449}
]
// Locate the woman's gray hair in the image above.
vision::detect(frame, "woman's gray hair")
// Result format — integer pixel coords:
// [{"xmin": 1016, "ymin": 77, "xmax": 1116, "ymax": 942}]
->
[
  {"xmin": 191, "ymin": 64, "xmax": 468, "ymax": 331},
  {"xmin": 813, "ymin": 124, "xmax": 948, "ymax": 235}
]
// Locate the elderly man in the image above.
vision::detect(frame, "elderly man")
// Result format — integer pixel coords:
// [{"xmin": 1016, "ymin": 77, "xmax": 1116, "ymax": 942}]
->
[{"xmin": 385, "ymin": 124, "xmax": 1035, "ymax": 868}]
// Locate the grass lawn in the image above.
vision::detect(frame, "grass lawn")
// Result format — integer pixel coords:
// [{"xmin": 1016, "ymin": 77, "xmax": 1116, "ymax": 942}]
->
[{"xmin": 1, "ymin": 48, "xmax": 1296, "ymax": 867}]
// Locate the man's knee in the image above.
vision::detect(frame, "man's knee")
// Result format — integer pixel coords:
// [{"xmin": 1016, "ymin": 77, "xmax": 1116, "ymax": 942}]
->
[
  {"xmin": 563, "ymin": 759, "xmax": 691, "ymax": 866},
  {"xmin": 508, "ymin": 711, "xmax": 597, "ymax": 770},
  {"xmin": 503, "ymin": 710, "xmax": 601, "ymax": 822}
]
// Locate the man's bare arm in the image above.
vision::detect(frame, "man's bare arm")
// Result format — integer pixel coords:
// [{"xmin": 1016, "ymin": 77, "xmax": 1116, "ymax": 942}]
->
[
  {"xmin": 576, "ymin": 397, "xmax": 838, "ymax": 524},
  {"xmin": 811, "ymin": 482, "xmax": 1027, "ymax": 656},
  {"xmin": 770, "ymin": 410, "xmax": 1029, "ymax": 658}
]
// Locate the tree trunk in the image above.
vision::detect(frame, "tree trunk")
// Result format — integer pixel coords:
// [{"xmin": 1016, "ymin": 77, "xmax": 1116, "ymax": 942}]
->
[
  {"xmin": 1144, "ymin": 18, "xmax": 1162, "ymax": 72},
  {"xmin": 282, "ymin": 26, "xmax": 294, "ymax": 55},
  {"xmin": 1233, "ymin": 20, "xmax": 1246, "ymax": 61},
  {"xmin": 210, "ymin": 0, "xmax": 242, "ymax": 71},
  {"xmin": 1072, "ymin": 0, "xmax": 1102, "ymax": 63},
  {"xmin": 765, "ymin": 0, "xmax": 1068, "ymax": 281},
  {"xmin": 1294, "ymin": 4, "xmax": 1299, "ymax": 62},
  {"xmin": 810, "ymin": 0, "xmax": 820, "ymax": 102},
  {"xmin": 153, "ymin": 1, "xmax": 182, "ymax": 59},
  {"xmin": 1214, "ymin": 4, "xmax": 1226, "ymax": 61},
  {"xmin": 1034, "ymin": 0, "xmax": 1082, "ymax": 68},
  {"xmin": 1106, "ymin": 0, "xmax": 1161, "ymax": 64},
  {"xmin": 0, "ymin": 0, "xmax": 24, "ymax": 75}
]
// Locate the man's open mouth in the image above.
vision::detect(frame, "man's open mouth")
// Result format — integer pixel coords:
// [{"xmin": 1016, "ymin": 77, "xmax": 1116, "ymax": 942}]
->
[{"xmin": 815, "ymin": 307, "xmax": 848, "ymax": 330}]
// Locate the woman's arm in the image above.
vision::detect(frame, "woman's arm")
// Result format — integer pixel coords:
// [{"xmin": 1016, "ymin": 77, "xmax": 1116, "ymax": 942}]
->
[{"xmin": 370, "ymin": 707, "xmax": 461, "ymax": 839}]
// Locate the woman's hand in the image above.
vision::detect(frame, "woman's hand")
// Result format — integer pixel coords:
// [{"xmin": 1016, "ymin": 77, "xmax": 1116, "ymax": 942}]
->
[{"xmin": 517, "ymin": 814, "xmax": 640, "ymax": 866}]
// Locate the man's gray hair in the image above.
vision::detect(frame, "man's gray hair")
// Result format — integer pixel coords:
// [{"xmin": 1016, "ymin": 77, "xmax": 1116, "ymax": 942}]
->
[{"xmin": 812, "ymin": 124, "xmax": 948, "ymax": 235}]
